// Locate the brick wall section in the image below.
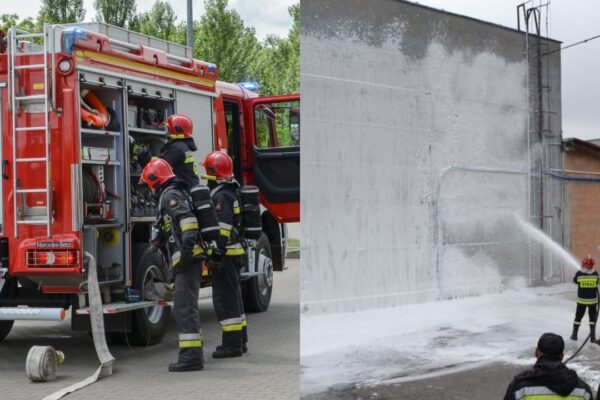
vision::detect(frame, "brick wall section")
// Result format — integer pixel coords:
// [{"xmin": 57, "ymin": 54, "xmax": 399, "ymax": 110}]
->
[{"xmin": 564, "ymin": 147, "xmax": 600, "ymax": 263}]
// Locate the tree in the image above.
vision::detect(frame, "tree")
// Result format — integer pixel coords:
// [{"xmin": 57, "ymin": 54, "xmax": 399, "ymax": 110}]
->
[
  {"xmin": 94, "ymin": 0, "xmax": 137, "ymax": 28},
  {"xmin": 38, "ymin": 0, "xmax": 85, "ymax": 25},
  {"xmin": 251, "ymin": 4, "xmax": 299, "ymax": 95},
  {"xmin": 196, "ymin": 0, "xmax": 259, "ymax": 83},
  {"xmin": 135, "ymin": 1, "xmax": 177, "ymax": 41},
  {"xmin": 0, "ymin": 14, "xmax": 37, "ymax": 33}
]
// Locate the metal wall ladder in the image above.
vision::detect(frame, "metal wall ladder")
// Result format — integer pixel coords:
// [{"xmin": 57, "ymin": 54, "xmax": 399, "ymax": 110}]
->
[{"xmin": 7, "ymin": 26, "xmax": 52, "ymax": 238}]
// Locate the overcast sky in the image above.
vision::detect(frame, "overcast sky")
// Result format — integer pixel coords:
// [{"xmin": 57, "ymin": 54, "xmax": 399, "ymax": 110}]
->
[
  {"xmin": 2, "ymin": 0, "xmax": 296, "ymax": 40},
  {"xmin": 412, "ymin": 0, "xmax": 600, "ymax": 140}
]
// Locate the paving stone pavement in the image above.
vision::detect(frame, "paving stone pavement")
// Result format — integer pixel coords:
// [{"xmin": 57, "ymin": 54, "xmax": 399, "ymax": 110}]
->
[{"xmin": 0, "ymin": 259, "xmax": 299, "ymax": 400}]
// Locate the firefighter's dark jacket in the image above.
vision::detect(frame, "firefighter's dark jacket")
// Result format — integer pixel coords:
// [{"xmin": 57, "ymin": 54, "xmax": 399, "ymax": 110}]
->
[
  {"xmin": 212, "ymin": 182, "xmax": 245, "ymax": 257},
  {"xmin": 160, "ymin": 138, "xmax": 200, "ymax": 189},
  {"xmin": 573, "ymin": 270, "xmax": 599, "ymax": 305},
  {"xmin": 156, "ymin": 178, "xmax": 200, "ymax": 268},
  {"xmin": 504, "ymin": 355, "xmax": 592, "ymax": 400}
]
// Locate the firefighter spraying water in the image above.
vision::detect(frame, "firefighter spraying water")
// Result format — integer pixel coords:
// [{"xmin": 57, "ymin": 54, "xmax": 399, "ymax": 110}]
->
[{"xmin": 570, "ymin": 255, "xmax": 600, "ymax": 344}]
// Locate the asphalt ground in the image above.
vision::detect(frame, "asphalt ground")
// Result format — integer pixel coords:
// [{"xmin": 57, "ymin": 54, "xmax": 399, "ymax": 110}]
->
[
  {"xmin": 303, "ymin": 360, "xmax": 600, "ymax": 400},
  {"xmin": 0, "ymin": 259, "xmax": 299, "ymax": 400}
]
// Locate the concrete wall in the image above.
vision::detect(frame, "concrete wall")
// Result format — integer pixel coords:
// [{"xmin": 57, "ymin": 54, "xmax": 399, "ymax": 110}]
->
[
  {"xmin": 564, "ymin": 147, "xmax": 600, "ymax": 262},
  {"xmin": 301, "ymin": 0, "xmax": 563, "ymax": 315}
]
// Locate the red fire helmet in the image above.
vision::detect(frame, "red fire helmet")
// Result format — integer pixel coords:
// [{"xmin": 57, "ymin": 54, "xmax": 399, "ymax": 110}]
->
[
  {"xmin": 202, "ymin": 151, "xmax": 234, "ymax": 181},
  {"xmin": 582, "ymin": 255, "xmax": 595, "ymax": 269},
  {"xmin": 166, "ymin": 114, "xmax": 193, "ymax": 139},
  {"xmin": 141, "ymin": 158, "xmax": 175, "ymax": 191}
]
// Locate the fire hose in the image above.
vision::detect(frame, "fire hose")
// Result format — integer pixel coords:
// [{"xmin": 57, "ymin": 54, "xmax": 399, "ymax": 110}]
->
[{"xmin": 39, "ymin": 252, "xmax": 115, "ymax": 400}]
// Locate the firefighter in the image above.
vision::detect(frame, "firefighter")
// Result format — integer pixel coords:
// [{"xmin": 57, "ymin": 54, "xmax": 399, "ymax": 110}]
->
[
  {"xmin": 138, "ymin": 114, "xmax": 200, "ymax": 189},
  {"xmin": 202, "ymin": 151, "xmax": 248, "ymax": 358},
  {"xmin": 141, "ymin": 158, "xmax": 204, "ymax": 372},
  {"xmin": 504, "ymin": 333, "xmax": 593, "ymax": 400},
  {"xmin": 570, "ymin": 255, "xmax": 599, "ymax": 342}
]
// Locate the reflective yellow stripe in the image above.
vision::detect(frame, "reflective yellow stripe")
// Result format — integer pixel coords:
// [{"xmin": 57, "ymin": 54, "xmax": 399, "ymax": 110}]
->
[
  {"xmin": 180, "ymin": 217, "xmax": 198, "ymax": 232},
  {"xmin": 179, "ymin": 340, "xmax": 203, "ymax": 348},
  {"xmin": 519, "ymin": 396, "xmax": 585, "ymax": 399},
  {"xmin": 172, "ymin": 250, "xmax": 181, "ymax": 267},
  {"xmin": 574, "ymin": 321, "xmax": 581, "ymax": 325},
  {"xmin": 577, "ymin": 298, "xmax": 598, "ymax": 305},
  {"xmin": 223, "ymin": 323, "xmax": 243, "ymax": 332},
  {"xmin": 241, "ymin": 319, "xmax": 247, "ymax": 327},
  {"xmin": 181, "ymin": 222, "xmax": 199, "ymax": 232},
  {"xmin": 150, "ymin": 156, "xmax": 158, "ymax": 161},
  {"xmin": 169, "ymin": 134, "xmax": 186, "ymax": 139},
  {"xmin": 192, "ymin": 246, "xmax": 204, "ymax": 256},
  {"xmin": 184, "ymin": 156, "xmax": 195, "ymax": 163},
  {"xmin": 225, "ymin": 248, "xmax": 245, "ymax": 256},
  {"xmin": 233, "ymin": 206, "xmax": 241, "ymax": 214},
  {"xmin": 220, "ymin": 228, "xmax": 231, "ymax": 237}
]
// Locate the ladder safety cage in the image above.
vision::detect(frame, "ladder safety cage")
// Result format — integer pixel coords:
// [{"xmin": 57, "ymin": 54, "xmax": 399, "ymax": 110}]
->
[{"xmin": 7, "ymin": 25, "xmax": 53, "ymax": 238}]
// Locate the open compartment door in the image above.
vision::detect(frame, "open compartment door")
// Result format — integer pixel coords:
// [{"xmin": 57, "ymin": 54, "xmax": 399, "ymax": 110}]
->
[{"xmin": 245, "ymin": 95, "xmax": 300, "ymax": 223}]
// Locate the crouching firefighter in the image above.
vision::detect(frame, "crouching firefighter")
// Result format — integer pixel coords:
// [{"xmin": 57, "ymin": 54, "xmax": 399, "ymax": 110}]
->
[
  {"xmin": 202, "ymin": 151, "xmax": 248, "ymax": 358},
  {"xmin": 141, "ymin": 159, "xmax": 204, "ymax": 371},
  {"xmin": 570, "ymin": 255, "xmax": 599, "ymax": 343}
]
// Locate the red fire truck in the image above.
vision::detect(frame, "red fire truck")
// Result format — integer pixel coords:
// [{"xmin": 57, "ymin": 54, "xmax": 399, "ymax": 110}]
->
[{"xmin": 0, "ymin": 23, "xmax": 299, "ymax": 345}]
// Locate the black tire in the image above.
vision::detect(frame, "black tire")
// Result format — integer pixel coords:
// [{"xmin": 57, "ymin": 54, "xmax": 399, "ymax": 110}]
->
[
  {"xmin": 242, "ymin": 233, "xmax": 273, "ymax": 313},
  {"xmin": 124, "ymin": 244, "xmax": 171, "ymax": 346},
  {"xmin": 0, "ymin": 278, "xmax": 17, "ymax": 342}
]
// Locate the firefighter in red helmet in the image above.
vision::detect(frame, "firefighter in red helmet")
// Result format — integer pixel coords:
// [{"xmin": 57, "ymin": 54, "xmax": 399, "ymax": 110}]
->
[
  {"xmin": 202, "ymin": 151, "xmax": 248, "ymax": 358},
  {"xmin": 141, "ymin": 159, "xmax": 204, "ymax": 371},
  {"xmin": 157, "ymin": 114, "xmax": 200, "ymax": 189},
  {"xmin": 570, "ymin": 255, "xmax": 599, "ymax": 343}
]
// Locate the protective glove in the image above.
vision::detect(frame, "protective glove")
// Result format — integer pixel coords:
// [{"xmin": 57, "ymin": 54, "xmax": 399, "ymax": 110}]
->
[{"xmin": 211, "ymin": 245, "xmax": 224, "ymax": 263}]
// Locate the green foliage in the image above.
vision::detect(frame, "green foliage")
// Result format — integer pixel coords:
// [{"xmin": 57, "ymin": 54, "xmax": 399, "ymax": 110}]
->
[
  {"xmin": 135, "ymin": 0, "xmax": 177, "ymax": 41},
  {"xmin": 196, "ymin": 0, "xmax": 259, "ymax": 84},
  {"xmin": 19, "ymin": 0, "xmax": 299, "ymax": 95},
  {"xmin": 94, "ymin": 0, "xmax": 137, "ymax": 28},
  {"xmin": 0, "ymin": 14, "xmax": 36, "ymax": 33},
  {"xmin": 250, "ymin": 4, "xmax": 299, "ymax": 95},
  {"xmin": 38, "ymin": 0, "xmax": 85, "ymax": 25}
]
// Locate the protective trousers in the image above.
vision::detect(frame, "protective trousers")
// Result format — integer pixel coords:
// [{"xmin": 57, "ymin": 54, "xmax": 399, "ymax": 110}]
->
[
  {"xmin": 212, "ymin": 255, "xmax": 245, "ymax": 349},
  {"xmin": 173, "ymin": 261, "xmax": 203, "ymax": 364},
  {"xmin": 573, "ymin": 303, "xmax": 597, "ymax": 338}
]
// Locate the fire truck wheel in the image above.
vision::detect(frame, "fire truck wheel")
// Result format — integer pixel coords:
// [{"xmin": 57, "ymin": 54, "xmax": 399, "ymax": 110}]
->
[
  {"xmin": 126, "ymin": 244, "xmax": 171, "ymax": 346},
  {"xmin": 242, "ymin": 233, "xmax": 273, "ymax": 313},
  {"xmin": 0, "ymin": 278, "xmax": 18, "ymax": 342}
]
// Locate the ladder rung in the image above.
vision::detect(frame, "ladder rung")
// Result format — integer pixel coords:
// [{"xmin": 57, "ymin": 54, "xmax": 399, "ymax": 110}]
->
[
  {"xmin": 16, "ymin": 157, "xmax": 47, "ymax": 163},
  {"xmin": 14, "ymin": 64, "xmax": 46, "ymax": 70},
  {"xmin": 16, "ymin": 127, "xmax": 46, "ymax": 132},
  {"xmin": 15, "ymin": 95, "xmax": 46, "ymax": 102},
  {"xmin": 15, "ymin": 33, "xmax": 44, "ymax": 39},
  {"xmin": 16, "ymin": 189, "xmax": 48, "ymax": 194},
  {"xmin": 15, "ymin": 52, "xmax": 45, "ymax": 57},
  {"xmin": 17, "ymin": 220, "xmax": 49, "ymax": 225}
]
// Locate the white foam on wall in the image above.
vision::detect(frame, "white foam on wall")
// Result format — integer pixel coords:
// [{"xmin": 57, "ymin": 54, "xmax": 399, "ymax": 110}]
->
[{"xmin": 301, "ymin": 27, "xmax": 530, "ymax": 315}]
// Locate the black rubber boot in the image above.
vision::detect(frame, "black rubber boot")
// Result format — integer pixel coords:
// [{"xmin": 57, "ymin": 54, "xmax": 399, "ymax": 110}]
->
[
  {"xmin": 168, "ymin": 361, "xmax": 204, "ymax": 372},
  {"xmin": 216, "ymin": 344, "xmax": 247, "ymax": 353},
  {"xmin": 213, "ymin": 330, "xmax": 243, "ymax": 358},
  {"xmin": 212, "ymin": 346, "xmax": 242, "ymax": 358},
  {"xmin": 590, "ymin": 325, "xmax": 597, "ymax": 344},
  {"xmin": 242, "ymin": 325, "xmax": 248, "ymax": 353},
  {"xmin": 570, "ymin": 325, "xmax": 579, "ymax": 341}
]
